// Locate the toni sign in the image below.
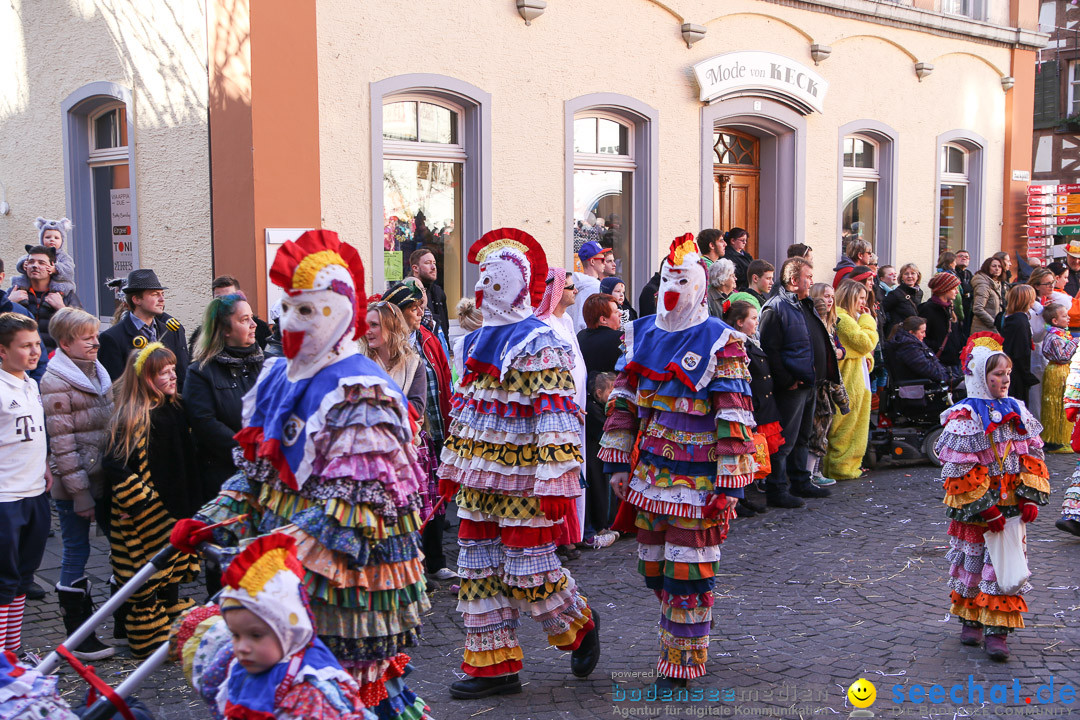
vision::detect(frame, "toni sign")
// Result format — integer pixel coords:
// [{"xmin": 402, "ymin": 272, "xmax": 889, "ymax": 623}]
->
[{"xmin": 692, "ymin": 51, "xmax": 829, "ymax": 115}]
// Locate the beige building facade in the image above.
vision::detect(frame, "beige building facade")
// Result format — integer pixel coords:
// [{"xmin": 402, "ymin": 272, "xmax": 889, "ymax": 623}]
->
[{"xmin": 1, "ymin": 0, "xmax": 1046, "ymax": 326}]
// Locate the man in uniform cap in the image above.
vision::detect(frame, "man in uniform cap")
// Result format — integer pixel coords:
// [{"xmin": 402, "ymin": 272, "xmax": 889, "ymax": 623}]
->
[{"xmin": 98, "ymin": 269, "xmax": 190, "ymax": 389}]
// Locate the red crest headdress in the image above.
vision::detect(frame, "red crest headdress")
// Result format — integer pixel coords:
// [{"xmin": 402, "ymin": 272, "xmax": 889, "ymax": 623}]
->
[
  {"xmin": 467, "ymin": 228, "xmax": 548, "ymax": 308},
  {"xmin": 269, "ymin": 230, "xmax": 368, "ymax": 338}
]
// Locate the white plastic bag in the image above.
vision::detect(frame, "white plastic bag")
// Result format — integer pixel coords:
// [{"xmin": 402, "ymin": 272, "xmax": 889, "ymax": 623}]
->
[{"xmin": 984, "ymin": 516, "xmax": 1030, "ymax": 595}]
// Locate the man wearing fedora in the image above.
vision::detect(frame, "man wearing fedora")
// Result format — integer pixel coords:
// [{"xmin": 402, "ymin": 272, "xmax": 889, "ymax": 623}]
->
[
  {"xmin": 1063, "ymin": 238, "xmax": 1080, "ymax": 297},
  {"xmin": 98, "ymin": 269, "xmax": 190, "ymax": 390}
]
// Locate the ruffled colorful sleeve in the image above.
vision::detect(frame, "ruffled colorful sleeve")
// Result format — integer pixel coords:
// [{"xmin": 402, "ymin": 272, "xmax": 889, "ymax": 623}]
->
[
  {"xmin": 600, "ymin": 372, "xmax": 639, "ymax": 473},
  {"xmin": 1064, "ymin": 345, "xmax": 1080, "ymax": 420},
  {"xmin": 169, "ymin": 604, "xmax": 231, "ymax": 720}
]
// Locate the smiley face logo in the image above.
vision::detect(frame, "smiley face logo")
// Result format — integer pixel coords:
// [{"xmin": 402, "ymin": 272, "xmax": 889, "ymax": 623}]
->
[{"xmin": 848, "ymin": 678, "xmax": 877, "ymax": 708}]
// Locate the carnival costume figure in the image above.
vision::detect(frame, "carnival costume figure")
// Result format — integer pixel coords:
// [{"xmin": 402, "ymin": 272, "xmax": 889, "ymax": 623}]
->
[
  {"xmin": 1056, "ymin": 336, "xmax": 1080, "ymax": 537},
  {"xmin": 936, "ymin": 332, "xmax": 1050, "ymax": 661},
  {"xmin": 437, "ymin": 228, "xmax": 600, "ymax": 699},
  {"xmin": 170, "ymin": 534, "xmax": 375, "ymax": 720},
  {"xmin": 173, "ymin": 230, "xmax": 431, "ymax": 720},
  {"xmin": 600, "ymin": 234, "xmax": 756, "ymax": 687}
]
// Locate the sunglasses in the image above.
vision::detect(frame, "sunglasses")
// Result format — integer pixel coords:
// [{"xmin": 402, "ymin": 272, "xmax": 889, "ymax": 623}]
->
[{"xmin": 564, "ymin": 285, "xmax": 576, "ymax": 291}]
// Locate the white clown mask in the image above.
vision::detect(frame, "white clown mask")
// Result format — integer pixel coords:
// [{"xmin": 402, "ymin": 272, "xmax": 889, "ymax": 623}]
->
[
  {"xmin": 475, "ymin": 253, "xmax": 532, "ymax": 326},
  {"xmin": 656, "ymin": 234, "xmax": 709, "ymax": 332},
  {"xmin": 268, "ymin": 230, "xmax": 366, "ymax": 382},
  {"xmin": 467, "ymin": 228, "xmax": 549, "ymax": 327}
]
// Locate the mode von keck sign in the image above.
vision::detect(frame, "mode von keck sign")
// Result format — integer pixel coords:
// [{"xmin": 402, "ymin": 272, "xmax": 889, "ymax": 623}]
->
[{"xmin": 692, "ymin": 51, "xmax": 828, "ymax": 115}]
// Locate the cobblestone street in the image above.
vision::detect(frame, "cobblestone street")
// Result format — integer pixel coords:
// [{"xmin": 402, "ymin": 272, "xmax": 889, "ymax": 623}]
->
[{"xmin": 24, "ymin": 455, "xmax": 1080, "ymax": 720}]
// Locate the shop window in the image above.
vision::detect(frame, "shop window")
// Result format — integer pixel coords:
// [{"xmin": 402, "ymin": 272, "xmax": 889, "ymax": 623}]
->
[
  {"xmin": 842, "ymin": 135, "xmax": 879, "ymax": 252},
  {"xmin": 938, "ymin": 144, "xmax": 970, "ymax": 256},
  {"xmin": 935, "ymin": 132, "xmax": 985, "ymax": 264},
  {"xmin": 572, "ymin": 113, "xmax": 635, "ymax": 287},
  {"xmin": 381, "ymin": 97, "xmax": 465, "ymax": 315},
  {"xmin": 62, "ymin": 83, "xmax": 138, "ymax": 320},
  {"xmin": 371, "ymin": 76, "xmax": 491, "ymax": 328}
]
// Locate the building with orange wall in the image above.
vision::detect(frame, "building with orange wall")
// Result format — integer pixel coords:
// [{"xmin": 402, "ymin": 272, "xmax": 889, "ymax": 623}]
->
[{"xmin": 0, "ymin": 1, "xmax": 1046, "ymax": 326}]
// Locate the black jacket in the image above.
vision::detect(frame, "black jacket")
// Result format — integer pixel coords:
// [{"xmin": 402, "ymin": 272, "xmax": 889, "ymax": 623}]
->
[
  {"xmin": 423, "ymin": 279, "xmax": 450, "ymax": 341},
  {"xmin": 760, "ymin": 286, "xmax": 837, "ymax": 389},
  {"xmin": 577, "ymin": 327, "xmax": 623, "ymax": 375},
  {"xmin": 745, "ymin": 341, "xmax": 780, "ymax": 426},
  {"xmin": 1002, "ymin": 312, "xmax": 1040, "ymax": 401},
  {"xmin": 918, "ymin": 299, "xmax": 963, "ymax": 367},
  {"xmin": 184, "ymin": 346, "xmax": 265, "ymax": 500},
  {"xmin": 0, "ymin": 290, "xmax": 30, "ymax": 318},
  {"xmin": 99, "ymin": 312, "xmax": 190, "ymax": 390},
  {"xmin": 882, "ymin": 284, "xmax": 923, "ymax": 336},
  {"xmin": 1067, "ymin": 266, "xmax": 1080, "ymax": 298},
  {"xmin": 724, "ymin": 247, "xmax": 754, "ymax": 289},
  {"xmin": 21, "ymin": 286, "xmax": 82, "ymax": 354},
  {"xmin": 885, "ymin": 329, "xmax": 950, "ymax": 385},
  {"xmin": 104, "ymin": 399, "xmax": 203, "ymax": 522},
  {"xmin": 639, "ymin": 271, "xmax": 661, "ymax": 317}
]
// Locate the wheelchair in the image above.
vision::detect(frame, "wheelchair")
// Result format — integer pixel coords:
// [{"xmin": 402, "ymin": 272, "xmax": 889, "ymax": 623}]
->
[{"xmin": 866, "ymin": 373, "xmax": 957, "ymax": 469}]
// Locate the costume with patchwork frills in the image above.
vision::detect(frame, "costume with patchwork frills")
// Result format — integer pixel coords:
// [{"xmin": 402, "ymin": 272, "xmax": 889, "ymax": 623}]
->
[
  {"xmin": 1040, "ymin": 326, "xmax": 1077, "ymax": 448},
  {"xmin": 935, "ymin": 397, "xmax": 1050, "ymax": 633},
  {"xmin": 437, "ymin": 316, "xmax": 595, "ymax": 678},
  {"xmin": 194, "ymin": 354, "xmax": 431, "ymax": 720},
  {"xmin": 1060, "ymin": 342, "xmax": 1080, "ymax": 520},
  {"xmin": 600, "ymin": 315, "xmax": 755, "ymax": 679}
]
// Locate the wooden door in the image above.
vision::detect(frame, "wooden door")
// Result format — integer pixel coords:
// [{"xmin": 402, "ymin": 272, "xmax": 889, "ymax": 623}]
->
[{"xmin": 712, "ymin": 129, "xmax": 761, "ymax": 258}]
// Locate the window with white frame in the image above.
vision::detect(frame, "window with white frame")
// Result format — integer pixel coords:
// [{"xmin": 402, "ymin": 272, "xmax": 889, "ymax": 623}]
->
[
  {"xmin": 572, "ymin": 114, "xmax": 634, "ymax": 286},
  {"xmin": 938, "ymin": 143, "xmax": 969, "ymax": 256},
  {"xmin": 940, "ymin": 0, "xmax": 987, "ymax": 21},
  {"xmin": 88, "ymin": 104, "xmax": 133, "ymax": 317},
  {"xmin": 381, "ymin": 97, "xmax": 465, "ymax": 314},
  {"xmin": 1068, "ymin": 61, "xmax": 1080, "ymax": 117},
  {"xmin": 842, "ymin": 135, "xmax": 879, "ymax": 253}
]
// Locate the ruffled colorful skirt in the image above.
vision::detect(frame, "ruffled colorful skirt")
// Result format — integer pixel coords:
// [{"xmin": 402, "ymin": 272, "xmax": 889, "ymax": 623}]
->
[
  {"xmin": 1062, "ymin": 466, "xmax": 1080, "ymax": 522},
  {"xmin": 439, "ymin": 328, "xmax": 593, "ymax": 678},
  {"xmin": 946, "ymin": 520, "xmax": 1029, "ymax": 632},
  {"xmin": 1041, "ymin": 362, "xmax": 1073, "ymax": 448}
]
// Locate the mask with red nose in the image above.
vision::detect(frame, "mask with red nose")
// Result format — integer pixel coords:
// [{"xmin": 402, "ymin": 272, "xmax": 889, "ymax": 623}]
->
[
  {"xmin": 269, "ymin": 230, "xmax": 366, "ymax": 382},
  {"xmin": 656, "ymin": 234, "xmax": 708, "ymax": 332},
  {"xmin": 467, "ymin": 228, "xmax": 548, "ymax": 327}
]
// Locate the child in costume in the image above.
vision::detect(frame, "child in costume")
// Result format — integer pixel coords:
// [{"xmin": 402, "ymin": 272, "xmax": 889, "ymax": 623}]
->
[
  {"xmin": 602, "ymin": 234, "xmax": 756, "ymax": 687},
  {"xmin": 105, "ymin": 343, "xmax": 200, "ymax": 658},
  {"xmin": 723, "ymin": 300, "xmax": 780, "ymax": 517},
  {"xmin": 437, "ymin": 228, "xmax": 599, "ymax": 699},
  {"xmin": 936, "ymin": 332, "xmax": 1050, "ymax": 661},
  {"xmin": 1056, "ymin": 328, "xmax": 1080, "ymax": 537},
  {"xmin": 1040, "ymin": 303, "xmax": 1077, "ymax": 451},
  {"xmin": 11, "ymin": 218, "xmax": 77, "ymax": 295},
  {"xmin": 173, "ymin": 230, "xmax": 431, "ymax": 720},
  {"xmin": 170, "ymin": 534, "xmax": 374, "ymax": 720}
]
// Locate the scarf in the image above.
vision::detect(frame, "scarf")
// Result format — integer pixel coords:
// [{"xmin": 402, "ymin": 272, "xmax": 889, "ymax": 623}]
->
[{"xmin": 535, "ymin": 268, "xmax": 566, "ymax": 320}]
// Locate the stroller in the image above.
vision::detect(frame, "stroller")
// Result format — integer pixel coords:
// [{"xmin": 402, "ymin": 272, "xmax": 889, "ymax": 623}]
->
[
  {"xmin": 14, "ymin": 541, "xmax": 233, "ymax": 720},
  {"xmin": 866, "ymin": 367, "xmax": 957, "ymax": 469}
]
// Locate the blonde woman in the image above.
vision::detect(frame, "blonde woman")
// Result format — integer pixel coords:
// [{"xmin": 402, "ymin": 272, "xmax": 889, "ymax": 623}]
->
[
  {"xmin": 824, "ymin": 279, "xmax": 879, "ymax": 480},
  {"xmin": 452, "ymin": 297, "xmax": 483, "ymax": 378}
]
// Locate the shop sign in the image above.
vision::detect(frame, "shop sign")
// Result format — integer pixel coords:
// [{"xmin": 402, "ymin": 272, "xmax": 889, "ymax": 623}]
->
[
  {"xmin": 692, "ymin": 51, "xmax": 828, "ymax": 114},
  {"xmin": 109, "ymin": 189, "xmax": 134, "ymax": 275}
]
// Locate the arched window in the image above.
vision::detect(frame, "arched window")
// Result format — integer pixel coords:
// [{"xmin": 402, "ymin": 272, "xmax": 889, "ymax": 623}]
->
[
  {"xmin": 371, "ymin": 75, "xmax": 491, "ymax": 328},
  {"xmin": 565, "ymin": 95, "xmax": 658, "ymax": 306},
  {"xmin": 936, "ymin": 132, "xmax": 985, "ymax": 264},
  {"xmin": 842, "ymin": 134, "xmax": 880, "ymax": 252},
  {"xmin": 938, "ymin": 144, "xmax": 969, "ymax": 256},
  {"xmin": 836, "ymin": 122, "xmax": 898, "ymax": 263},
  {"xmin": 572, "ymin": 113, "xmax": 635, "ymax": 283},
  {"xmin": 381, "ymin": 96, "xmax": 465, "ymax": 314},
  {"xmin": 62, "ymin": 83, "xmax": 137, "ymax": 319}
]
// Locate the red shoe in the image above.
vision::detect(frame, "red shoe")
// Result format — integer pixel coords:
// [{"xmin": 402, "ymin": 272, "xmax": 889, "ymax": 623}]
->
[
  {"xmin": 985, "ymin": 634, "xmax": 1010, "ymax": 661},
  {"xmin": 960, "ymin": 624, "xmax": 983, "ymax": 646}
]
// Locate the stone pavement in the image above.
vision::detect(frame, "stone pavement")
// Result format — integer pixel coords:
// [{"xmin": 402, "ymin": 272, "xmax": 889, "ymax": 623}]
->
[{"xmin": 21, "ymin": 455, "xmax": 1080, "ymax": 720}]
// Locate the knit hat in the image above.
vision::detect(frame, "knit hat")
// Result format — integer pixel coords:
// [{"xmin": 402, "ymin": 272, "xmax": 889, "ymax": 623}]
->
[
  {"xmin": 34, "ymin": 217, "xmax": 71, "ymax": 249},
  {"xmin": 599, "ymin": 276, "xmax": 623, "ymax": 295},
  {"xmin": 928, "ymin": 272, "xmax": 961, "ymax": 295},
  {"xmin": 382, "ymin": 280, "xmax": 423, "ymax": 310}
]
